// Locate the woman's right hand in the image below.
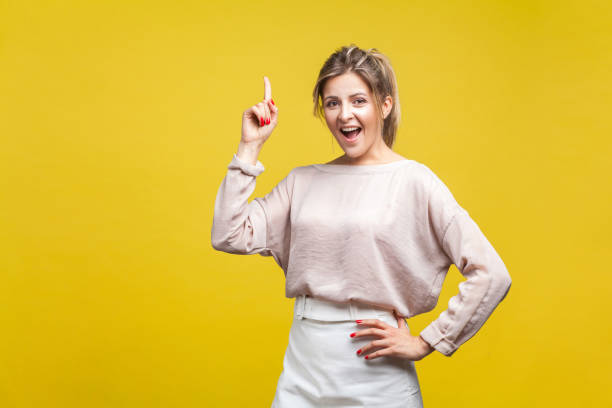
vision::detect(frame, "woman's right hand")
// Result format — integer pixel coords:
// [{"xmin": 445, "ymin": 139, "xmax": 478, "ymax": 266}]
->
[{"xmin": 241, "ymin": 76, "xmax": 278, "ymax": 146}]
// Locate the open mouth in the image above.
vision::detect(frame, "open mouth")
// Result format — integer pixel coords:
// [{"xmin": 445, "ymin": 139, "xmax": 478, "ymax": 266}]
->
[{"xmin": 340, "ymin": 127, "xmax": 361, "ymax": 142}]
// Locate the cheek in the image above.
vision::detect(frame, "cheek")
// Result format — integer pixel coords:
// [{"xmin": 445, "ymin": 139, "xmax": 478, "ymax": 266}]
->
[
  {"xmin": 324, "ymin": 114, "xmax": 337, "ymax": 132},
  {"xmin": 362, "ymin": 112, "xmax": 380, "ymax": 130}
]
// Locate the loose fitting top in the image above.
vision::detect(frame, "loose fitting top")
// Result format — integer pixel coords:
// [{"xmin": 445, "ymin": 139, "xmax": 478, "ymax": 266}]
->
[{"xmin": 211, "ymin": 154, "xmax": 512, "ymax": 356}]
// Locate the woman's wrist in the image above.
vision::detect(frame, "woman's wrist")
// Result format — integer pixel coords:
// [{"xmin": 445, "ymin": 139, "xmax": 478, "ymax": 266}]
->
[
  {"xmin": 418, "ymin": 335, "xmax": 435, "ymax": 356},
  {"xmin": 236, "ymin": 141, "xmax": 264, "ymax": 165}
]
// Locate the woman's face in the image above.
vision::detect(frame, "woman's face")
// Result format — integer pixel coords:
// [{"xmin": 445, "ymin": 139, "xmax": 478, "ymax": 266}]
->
[{"xmin": 322, "ymin": 72, "xmax": 390, "ymax": 161}]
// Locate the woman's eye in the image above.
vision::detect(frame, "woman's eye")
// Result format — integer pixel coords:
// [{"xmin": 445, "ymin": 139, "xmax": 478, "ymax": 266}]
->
[{"xmin": 325, "ymin": 99, "xmax": 365, "ymax": 107}]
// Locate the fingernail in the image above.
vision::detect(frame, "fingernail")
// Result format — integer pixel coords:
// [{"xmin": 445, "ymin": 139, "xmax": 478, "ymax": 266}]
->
[
  {"xmin": 271, "ymin": 98, "xmax": 275, "ymax": 105},
  {"xmin": 266, "ymin": 117, "xmax": 270, "ymax": 124},
  {"xmin": 357, "ymin": 349, "xmax": 362, "ymax": 355},
  {"xmin": 365, "ymin": 356, "xmax": 369, "ymax": 360},
  {"xmin": 350, "ymin": 332, "xmax": 355, "ymax": 337},
  {"xmin": 355, "ymin": 320, "xmax": 362, "ymax": 323},
  {"xmin": 260, "ymin": 117, "xmax": 264, "ymax": 126}
]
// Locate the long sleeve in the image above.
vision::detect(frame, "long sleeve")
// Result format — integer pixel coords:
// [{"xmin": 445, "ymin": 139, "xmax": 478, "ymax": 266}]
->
[
  {"xmin": 211, "ymin": 154, "xmax": 292, "ymax": 270},
  {"xmin": 419, "ymin": 171, "xmax": 512, "ymax": 357}
]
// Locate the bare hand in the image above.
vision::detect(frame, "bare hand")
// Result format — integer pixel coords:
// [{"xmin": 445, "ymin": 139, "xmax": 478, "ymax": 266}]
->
[
  {"xmin": 350, "ymin": 311, "xmax": 435, "ymax": 361},
  {"xmin": 241, "ymin": 76, "xmax": 279, "ymax": 146}
]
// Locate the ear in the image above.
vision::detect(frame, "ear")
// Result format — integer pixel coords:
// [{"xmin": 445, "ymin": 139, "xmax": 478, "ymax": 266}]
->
[{"xmin": 382, "ymin": 95, "xmax": 393, "ymax": 119}]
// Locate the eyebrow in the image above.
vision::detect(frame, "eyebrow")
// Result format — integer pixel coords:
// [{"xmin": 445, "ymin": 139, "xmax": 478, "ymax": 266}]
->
[{"xmin": 323, "ymin": 92, "xmax": 368, "ymax": 101}]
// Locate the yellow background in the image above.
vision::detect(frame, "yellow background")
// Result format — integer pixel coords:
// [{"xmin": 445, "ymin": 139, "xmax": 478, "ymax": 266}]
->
[{"xmin": 1, "ymin": 0, "xmax": 611, "ymax": 406}]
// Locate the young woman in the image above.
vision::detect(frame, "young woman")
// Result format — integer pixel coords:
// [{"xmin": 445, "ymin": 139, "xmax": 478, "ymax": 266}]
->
[{"xmin": 211, "ymin": 45, "xmax": 512, "ymax": 407}]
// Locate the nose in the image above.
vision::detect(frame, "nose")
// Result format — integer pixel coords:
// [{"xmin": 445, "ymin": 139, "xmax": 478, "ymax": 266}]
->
[{"xmin": 340, "ymin": 103, "xmax": 354, "ymax": 121}]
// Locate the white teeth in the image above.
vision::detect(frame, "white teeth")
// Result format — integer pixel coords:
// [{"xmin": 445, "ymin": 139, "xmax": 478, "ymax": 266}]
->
[{"xmin": 341, "ymin": 127, "xmax": 360, "ymax": 132}]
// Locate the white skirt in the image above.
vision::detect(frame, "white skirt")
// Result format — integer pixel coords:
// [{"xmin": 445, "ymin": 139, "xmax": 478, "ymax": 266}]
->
[{"xmin": 271, "ymin": 294, "xmax": 424, "ymax": 407}]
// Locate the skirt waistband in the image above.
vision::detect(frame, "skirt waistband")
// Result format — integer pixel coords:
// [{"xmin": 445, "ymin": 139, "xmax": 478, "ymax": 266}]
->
[{"xmin": 294, "ymin": 294, "xmax": 397, "ymax": 322}]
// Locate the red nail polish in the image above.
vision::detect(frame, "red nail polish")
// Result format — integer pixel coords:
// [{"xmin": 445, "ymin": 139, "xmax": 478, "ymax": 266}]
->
[
  {"xmin": 266, "ymin": 117, "xmax": 270, "ymax": 124},
  {"xmin": 365, "ymin": 356, "xmax": 369, "ymax": 360},
  {"xmin": 357, "ymin": 349, "xmax": 362, "ymax": 355},
  {"xmin": 350, "ymin": 333, "xmax": 355, "ymax": 337},
  {"xmin": 260, "ymin": 117, "xmax": 264, "ymax": 126},
  {"xmin": 356, "ymin": 320, "xmax": 362, "ymax": 323},
  {"xmin": 271, "ymin": 98, "xmax": 275, "ymax": 105}
]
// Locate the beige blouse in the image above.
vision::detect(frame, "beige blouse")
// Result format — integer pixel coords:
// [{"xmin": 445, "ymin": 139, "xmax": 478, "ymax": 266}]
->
[{"xmin": 212, "ymin": 154, "xmax": 512, "ymax": 356}]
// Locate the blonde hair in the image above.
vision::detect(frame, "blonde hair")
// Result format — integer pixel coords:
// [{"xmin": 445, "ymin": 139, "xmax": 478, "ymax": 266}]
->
[{"xmin": 312, "ymin": 44, "xmax": 401, "ymax": 149}]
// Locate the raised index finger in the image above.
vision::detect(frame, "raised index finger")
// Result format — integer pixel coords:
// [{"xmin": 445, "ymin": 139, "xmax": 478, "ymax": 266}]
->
[{"xmin": 263, "ymin": 76, "xmax": 272, "ymax": 101}]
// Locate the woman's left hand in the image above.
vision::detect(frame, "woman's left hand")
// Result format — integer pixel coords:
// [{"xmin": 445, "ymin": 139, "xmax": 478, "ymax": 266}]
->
[{"xmin": 350, "ymin": 311, "xmax": 435, "ymax": 361}]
